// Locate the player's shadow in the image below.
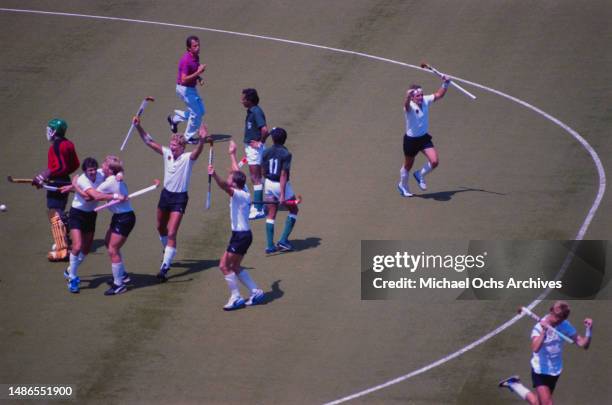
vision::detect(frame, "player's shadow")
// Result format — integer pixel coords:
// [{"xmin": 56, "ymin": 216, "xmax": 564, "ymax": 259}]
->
[
  {"xmin": 268, "ymin": 237, "xmax": 321, "ymax": 255},
  {"xmin": 257, "ymin": 280, "xmax": 284, "ymax": 305},
  {"xmin": 81, "ymin": 259, "xmax": 218, "ymax": 291},
  {"xmin": 415, "ymin": 187, "xmax": 505, "ymax": 202},
  {"xmin": 89, "ymin": 239, "xmax": 106, "ymax": 253}
]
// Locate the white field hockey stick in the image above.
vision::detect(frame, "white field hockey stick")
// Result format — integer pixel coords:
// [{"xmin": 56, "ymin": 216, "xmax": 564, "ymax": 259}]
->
[
  {"xmin": 420, "ymin": 62, "xmax": 477, "ymax": 100},
  {"xmin": 518, "ymin": 306, "xmax": 575, "ymax": 344},
  {"xmin": 205, "ymin": 139, "xmax": 214, "ymax": 209},
  {"xmin": 120, "ymin": 96, "xmax": 155, "ymax": 151},
  {"xmin": 95, "ymin": 179, "xmax": 160, "ymax": 212}
]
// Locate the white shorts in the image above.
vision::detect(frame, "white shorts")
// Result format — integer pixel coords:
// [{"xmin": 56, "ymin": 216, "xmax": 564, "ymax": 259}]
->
[
  {"xmin": 245, "ymin": 144, "xmax": 264, "ymax": 165},
  {"xmin": 264, "ymin": 178, "xmax": 295, "ymax": 201}
]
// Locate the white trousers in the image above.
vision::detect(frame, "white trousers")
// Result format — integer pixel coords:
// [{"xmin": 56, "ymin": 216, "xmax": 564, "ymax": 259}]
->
[{"xmin": 173, "ymin": 84, "xmax": 205, "ymax": 140}]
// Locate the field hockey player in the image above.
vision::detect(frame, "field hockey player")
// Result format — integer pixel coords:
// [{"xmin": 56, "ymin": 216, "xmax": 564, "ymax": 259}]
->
[
  {"xmin": 132, "ymin": 116, "xmax": 206, "ymax": 282},
  {"xmin": 207, "ymin": 142, "xmax": 265, "ymax": 311}
]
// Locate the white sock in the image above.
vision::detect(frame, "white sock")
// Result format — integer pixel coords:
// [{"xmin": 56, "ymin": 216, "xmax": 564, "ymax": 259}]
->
[
  {"xmin": 161, "ymin": 246, "xmax": 176, "ymax": 270},
  {"xmin": 119, "ymin": 262, "xmax": 127, "ymax": 278},
  {"xmin": 508, "ymin": 381, "xmax": 530, "ymax": 400},
  {"xmin": 224, "ymin": 273, "xmax": 241, "ymax": 298},
  {"xmin": 400, "ymin": 167, "xmax": 409, "ymax": 186},
  {"xmin": 237, "ymin": 269, "xmax": 258, "ymax": 292},
  {"xmin": 160, "ymin": 235, "xmax": 168, "ymax": 249},
  {"xmin": 111, "ymin": 262, "xmax": 123, "ymax": 286},
  {"xmin": 68, "ymin": 253, "xmax": 81, "ymax": 279},
  {"xmin": 420, "ymin": 162, "xmax": 433, "ymax": 177}
]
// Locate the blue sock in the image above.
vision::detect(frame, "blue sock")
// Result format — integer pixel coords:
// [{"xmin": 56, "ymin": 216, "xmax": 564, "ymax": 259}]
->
[
  {"xmin": 279, "ymin": 214, "xmax": 297, "ymax": 243},
  {"xmin": 254, "ymin": 185, "xmax": 263, "ymax": 211},
  {"xmin": 266, "ymin": 219, "xmax": 275, "ymax": 249}
]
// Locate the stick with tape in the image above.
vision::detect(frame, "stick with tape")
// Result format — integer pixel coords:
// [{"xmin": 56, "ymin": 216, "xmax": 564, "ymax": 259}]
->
[
  {"xmin": 420, "ymin": 62, "xmax": 476, "ymax": 100},
  {"xmin": 205, "ymin": 139, "xmax": 214, "ymax": 209},
  {"xmin": 252, "ymin": 195, "xmax": 302, "ymax": 206},
  {"xmin": 95, "ymin": 179, "xmax": 160, "ymax": 212},
  {"xmin": 518, "ymin": 306, "xmax": 575, "ymax": 344},
  {"xmin": 120, "ymin": 96, "xmax": 155, "ymax": 151}
]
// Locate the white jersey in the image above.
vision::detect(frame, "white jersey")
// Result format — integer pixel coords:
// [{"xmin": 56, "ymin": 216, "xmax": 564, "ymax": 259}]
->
[
  {"xmin": 230, "ymin": 187, "xmax": 251, "ymax": 232},
  {"xmin": 71, "ymin": 169, "xmax": 105, "ymax": 211},
  {"xmin": 530, "ymin": 319, "xmax": 576, "ymax": 376},
  {"xmin": 162, "ymin": 146, "xmax": 194, "ymax": 193},
  {"xmin": 97, "ymin": 175, "xmax": 133, "ymax": 214},
  {"xmin": 405, "ymin": 94, "xmax": 435, "ymax": 137}
]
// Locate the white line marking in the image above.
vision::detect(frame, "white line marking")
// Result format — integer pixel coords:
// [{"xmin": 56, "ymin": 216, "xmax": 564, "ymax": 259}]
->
[{"xmin": 0, "ymin": 7, "xmax": 606, "ymax": 403}]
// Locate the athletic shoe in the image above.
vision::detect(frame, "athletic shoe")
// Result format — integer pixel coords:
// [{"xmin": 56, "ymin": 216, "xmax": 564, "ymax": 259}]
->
[
  {"xmin": 245, "ymin": 289, "xmax": 265, "ymax": 306},
  {"xmin": 167, "ymin": 115, "xmax": 178, "ymax": 134},
  {"xmin": 106, "ymin": 273, "xmax": 131, "ymax": 286},
  {"xmin": 68, "ymin": 277, "xmax": 80, "ymax": 294},
  {"xmin": 248, "ymin": 208, "xmax": 266, "ymax": 220},
  {"xmin": 276, "ymin": 241, "xmax": 294, "ymax": 252},
  {"xmin": 413, "ymin": 171, "xmax": 427, "ymax": 191},
  {"xmin": 157, "ymin": 265, "xmax": 169, "ymax": 283},
  {"xmin": 265, "ymin": 246, "xmax": 277, "ymax": 254},
  {"xmin": 104, "ymin": 283, "xmax": 127, "ymax": 296},
  {"xmin": 498, "ymin": 375, "xmax": 520, "ymax": 388},
  {"xmin": 397, "ymin": 183, "xmax": 413, "ymax": 197},
  {"xmin": 223, "ymin": 296, "xmax": 246, "ymax": 311}
]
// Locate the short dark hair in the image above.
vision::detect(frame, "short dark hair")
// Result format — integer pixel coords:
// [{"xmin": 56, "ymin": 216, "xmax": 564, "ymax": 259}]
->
[
  {"xmin": 270, "ymin": 127, "xmax": 287, "ymax": 145},
  {"xmin": 242, "ymin": 88, "xmax": 259, "ymax": 105},
  {"xmin": 82, "ymin": 157, "xmax": 98, "ymax": 171},
  {"xmin": 186, "ymin": 35, "xmax": 199, "ymax": 48},
  {"xmin": 232, "ymin": 170, "xmax": 247, "ymax": 189}
]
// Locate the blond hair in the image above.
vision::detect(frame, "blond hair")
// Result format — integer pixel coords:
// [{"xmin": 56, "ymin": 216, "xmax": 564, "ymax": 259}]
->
[
  {"xmin": 171, "ymin": 133, "xmax": 187, "ymax": 147},
  {"xmin": 104, "ymin": 155, "xmax": 124, "ymax": 175}
]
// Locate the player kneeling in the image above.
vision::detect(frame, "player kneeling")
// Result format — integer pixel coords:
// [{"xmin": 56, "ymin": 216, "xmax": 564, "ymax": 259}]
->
[{"xmin": 208, "ymin": 145, "xmax": 265, "ymax": 311}]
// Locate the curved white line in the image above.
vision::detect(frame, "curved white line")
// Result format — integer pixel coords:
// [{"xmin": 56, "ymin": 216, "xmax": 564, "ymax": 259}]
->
[{"xmin": 1, "ymin": 7, "xmax": 605, "ymax": 403}]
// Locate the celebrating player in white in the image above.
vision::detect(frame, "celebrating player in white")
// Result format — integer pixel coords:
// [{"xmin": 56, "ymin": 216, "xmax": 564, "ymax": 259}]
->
[
  {"xmin": 208, "ymin": 141, "xmax": 265, "ymax": 311},
  {"xmin": 499, "ymin": 301, "xmax": 593, "ymax": 405},
  {"xmin": 132, "ymin": 116, "xmax": 205, "ymax": 282},
  {"xmin": 398, "ymin": 75, "xmax": 450, "ymax": 197}
]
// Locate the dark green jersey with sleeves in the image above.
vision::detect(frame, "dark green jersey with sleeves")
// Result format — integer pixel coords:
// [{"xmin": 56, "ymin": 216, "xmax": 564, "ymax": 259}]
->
[{"xmin": 262, "ymin": 145, "xmax": 292, "ymax": 182}]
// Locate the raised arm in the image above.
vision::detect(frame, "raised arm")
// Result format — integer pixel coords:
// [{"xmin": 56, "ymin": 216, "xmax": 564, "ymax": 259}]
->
[
  {"xmin": 433, "ymin": 75, "xmax": 451, "ymax": 101},
  {"xmin": 228, "ymin": 140, "xmax": 240, "ymax": 171},
  {"xmin": 575, "ymin": 318, "xmax": 593, "ymax": 349},
  {"xmin": 208, "ymin": 164, "xmax": 234, "ymax": 197},
  {"xmin": 189, "ymin": 124, "xmax": 208, "ymax": 160},
  {"xmin": 133, "ymin": 116, "xmax": 163, "ymax": 155}
]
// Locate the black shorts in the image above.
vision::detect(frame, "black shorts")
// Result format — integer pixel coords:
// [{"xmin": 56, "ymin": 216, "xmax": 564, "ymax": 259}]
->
[
  {"xmin": 47, "ymin": 190, "xmax": 69, "ymax": 210},
  {"xmin": 109, "ymin": 211, "xmax": 136, "ymax": 237},
  {"xmin": 158, "ymin": 188, "xmax": 189, "ymax": 213},
  {"xmin": 403, "ymin": 133, "xmax": 434, "ymax": 157},
  {"xmin": 69, "ymin": 207, "xmax": 97, "ymax": 233},
  {"xmin": 226, "ymin": 230, "xmax": 253, "ymax": 255},
  {"xmin": 531, "ymin": 369, "xmax": 560, "ymax": 392}
]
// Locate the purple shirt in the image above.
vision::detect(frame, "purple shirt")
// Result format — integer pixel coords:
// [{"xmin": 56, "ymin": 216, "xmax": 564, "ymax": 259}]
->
[{"xmin": 176, "ymin": 51, "xmax": 199, "ymax": 87}]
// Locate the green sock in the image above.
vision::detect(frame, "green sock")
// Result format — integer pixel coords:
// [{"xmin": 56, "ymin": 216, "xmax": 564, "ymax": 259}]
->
[
  {"xmin": 266, "ymin": 220, "xmax": 275, "ymax": 249},
  {"xmin": 254, "ymin": 185, "xmax": 263, "ymax": 211},
  {"xmin": 279, "ymin": 215, "xmax": 297, "ymax": 243}
]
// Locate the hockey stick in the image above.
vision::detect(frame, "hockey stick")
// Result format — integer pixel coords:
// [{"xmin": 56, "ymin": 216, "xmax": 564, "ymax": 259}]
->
[
  {"xmin": 252, "ymin": 195, "xmax": 302, "ymax": 206},
  {"xmin": 94, "ymin": 179, "xmax": 160, "ymax": 212},
  {"xmin": 518, "ymin": 306, "xmax": 575, "ymax": 344},
  {"xmin": 7, "ymin": 176, "xmax": 71, "ymax": 186},
  {"xmin": 237, "ymin": 156, "xmax": 248, "ymax": 168},
  {"xmin": 205, "ymin": 139, "xmax": 214, "ymax": 209},
  {"xmin": 120, "ymin": 96, "xmax": 155, "ymax": 151},
  {"xmin": 420, "ymin": 62, "xmax": 477, "ymax": 100}
]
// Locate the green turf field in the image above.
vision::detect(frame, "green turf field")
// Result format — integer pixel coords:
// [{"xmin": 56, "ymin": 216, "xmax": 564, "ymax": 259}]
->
[{"xmin": 1, "ymin": 1, "xmax": 611, "ymax": 404}]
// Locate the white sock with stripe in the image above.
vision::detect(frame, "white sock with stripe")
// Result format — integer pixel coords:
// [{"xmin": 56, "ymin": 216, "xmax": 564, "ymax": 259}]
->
[
  {"xmin": 419, "ymin": 161, "xmax": 433, "ymax": 177},
  {"xmin": 111, "ymin": 262, "xmax": 123, "ymax": 286},
  {"xmin": 400, "ymin": 167, "xmax": 409, "ymax": 187},
  {"xmin": 237, "ymin": 269, "xmax": 258, "ymax": 292},
  {"xmin": 161, "ymin": 246, "xmax": 176, "ymax": 270}
]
